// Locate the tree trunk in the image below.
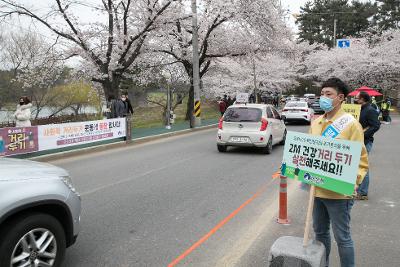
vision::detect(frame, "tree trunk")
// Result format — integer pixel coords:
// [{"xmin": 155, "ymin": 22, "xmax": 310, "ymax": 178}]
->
[
  {"xmin": 162, "ymin": 108, "xmax": 168, "ymax": 125},
  {"xmin": 102, "ymin": 73, "xmax": 122, "ymax": 100}
]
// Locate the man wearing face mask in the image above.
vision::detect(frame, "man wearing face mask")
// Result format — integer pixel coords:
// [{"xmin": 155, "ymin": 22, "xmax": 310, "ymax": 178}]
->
[
  {"xmin": 354, "ymin": 91, "xmax": 380, "ymax": 200},
  {"xmin": 115, "ymin": 93, "xmax": 129, "ymax": 118},
  {"xmin": 309, "ymin": 78, "xmax": 368, "ymax": 267}
]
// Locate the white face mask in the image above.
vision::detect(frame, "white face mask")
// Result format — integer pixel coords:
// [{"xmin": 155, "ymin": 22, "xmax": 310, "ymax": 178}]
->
[{"xmin": 121, "ymin": 97, "xmax": 126, "ymax": 101}]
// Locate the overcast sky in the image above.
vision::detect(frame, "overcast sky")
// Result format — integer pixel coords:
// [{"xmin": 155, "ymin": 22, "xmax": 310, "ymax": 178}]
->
[
  {"xmin": 281, "ymin": 0, "xmax": 309, "ymax": 31},
  {"xmin": 2, "ymin": 0, "xmax": 310, "ymax": 35}
]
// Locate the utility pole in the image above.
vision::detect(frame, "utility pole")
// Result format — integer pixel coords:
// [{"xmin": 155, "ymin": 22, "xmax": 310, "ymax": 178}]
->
[
  {"xmin": 333, "ymin": 18, "xmax": 338, "ymax": 48},
  {"xmin": 191, "ymin": 0, "xmax": 201, "ymax": 127}
]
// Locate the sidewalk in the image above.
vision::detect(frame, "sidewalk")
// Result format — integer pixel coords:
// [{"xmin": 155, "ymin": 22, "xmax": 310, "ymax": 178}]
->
[
  {"xmin": 14, "ymin": 118, "xmax": 219, "ymax": 159},
  {"xmin": 234, "ymin": 114, "xmax": 400, "ymax": 267}
]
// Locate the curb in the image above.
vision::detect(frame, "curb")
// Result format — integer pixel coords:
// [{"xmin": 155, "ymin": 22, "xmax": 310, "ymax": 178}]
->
[{"xmin": 34, "ymin": 124, "xmax": 217, "ymax": 162}]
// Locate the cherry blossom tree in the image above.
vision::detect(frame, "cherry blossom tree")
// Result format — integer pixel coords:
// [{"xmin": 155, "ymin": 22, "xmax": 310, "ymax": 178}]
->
[
  {"xmin": 151, "ymin": 0, "xmax": 291, "ymax": 120},
  {"xmin": 0, "ymin": 0, "xmax": 297, "ymax": 121},
  {"xmin": 301, "ymin": 29, "xmax": 400, "ymax": 93},
  {"xmin": 201, "ymin": 51, "xmax": 299, "ymax": 99},
  {"xmin": 0, "ymin": 0, "xmax": 180, "ymax": 98}
]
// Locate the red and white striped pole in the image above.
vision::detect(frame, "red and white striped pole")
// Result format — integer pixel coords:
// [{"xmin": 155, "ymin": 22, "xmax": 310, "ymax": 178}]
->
[{"xmin": 277, "ymin": 175, "xmax": 290, "ymax": 224}]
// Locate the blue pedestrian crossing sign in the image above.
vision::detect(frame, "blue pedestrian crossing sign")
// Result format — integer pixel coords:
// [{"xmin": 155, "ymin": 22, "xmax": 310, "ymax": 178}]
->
[{"xmin": 337, "ymin": 39, "xmax": 351, "ymax": 48}]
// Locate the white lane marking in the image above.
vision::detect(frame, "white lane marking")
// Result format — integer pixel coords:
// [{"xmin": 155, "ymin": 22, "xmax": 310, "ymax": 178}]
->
[{"xmin": 50, "ymin": 128, "xmax": 217, "ymax": 164}]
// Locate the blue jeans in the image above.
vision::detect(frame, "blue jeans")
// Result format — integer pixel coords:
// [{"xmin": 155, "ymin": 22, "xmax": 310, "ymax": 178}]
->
[
  {"xmin": 358, "ymin": 141, "xmax": 373, "ymax": 196},
  {"xmin": 313, "ymin": 198, "xmax": 355, "ymax": 267}
]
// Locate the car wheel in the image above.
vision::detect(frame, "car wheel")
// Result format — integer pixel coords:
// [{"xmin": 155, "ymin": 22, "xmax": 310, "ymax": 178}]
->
[
  {"xmin": 262, "ymin": 136, "xmax": 273, "ymax": 154},
  {"xmin": 279, "ymin": 130, "xmax": 287, "ymax": 145},
  {"xmin": 0, "ymin": 213, "xmax": 66, "ymax": 267},
  {"xmin": 217, "ymin": 144, "xmax": 227, "ymax": 152}
]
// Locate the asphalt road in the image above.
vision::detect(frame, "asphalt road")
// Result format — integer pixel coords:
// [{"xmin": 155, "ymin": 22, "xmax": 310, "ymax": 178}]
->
[
  {"xmin": 51, "ymin": 118, "xmax": 400, "ymax": 267},
  {"xmin": 50, "ymin": 123, "xmax": 306, "ymax": 267}
]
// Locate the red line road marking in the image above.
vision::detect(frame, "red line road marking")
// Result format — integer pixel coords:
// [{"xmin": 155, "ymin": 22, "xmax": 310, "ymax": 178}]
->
[{"xmin": 167, "ymin": 180, "xmax": 272, "ymax": 267}]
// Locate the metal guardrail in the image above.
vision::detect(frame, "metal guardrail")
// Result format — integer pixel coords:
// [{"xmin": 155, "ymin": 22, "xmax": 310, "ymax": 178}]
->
[
  {"xmin": 0, "ymin": 121, "xmax": 16, "ymax": 128},
  {"xmin": 0, "ymin": 114, "xmax": 100, "ymax": 128}
]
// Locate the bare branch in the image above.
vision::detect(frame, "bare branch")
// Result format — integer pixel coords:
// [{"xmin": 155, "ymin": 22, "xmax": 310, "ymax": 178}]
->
[
  {"xmin": 155, "ymin": 49, "xmax": 181, "ymax": 61},
  {"xmin": 199, "ymin": 16, "xmax": 229, "ymax": 64},
  {"xmin": 200, "ymin": 60, "xmax": 211, "ymax": 77},
  {"xmin": 105, "ymin": 0, "xmax": 114, "ymax": 66},
  {"xmin": 118, "ymin": 0, "xmax": 176, "ymax": 66},
  {"xmin": 147, "ymin": 98, "xmax": 166, "ymax": 108}
]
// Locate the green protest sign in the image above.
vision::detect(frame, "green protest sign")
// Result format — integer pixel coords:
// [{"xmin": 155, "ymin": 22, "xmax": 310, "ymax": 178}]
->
[{"xmin": 282, "ymin": 131, "xmax": 362, "ymax": 195}]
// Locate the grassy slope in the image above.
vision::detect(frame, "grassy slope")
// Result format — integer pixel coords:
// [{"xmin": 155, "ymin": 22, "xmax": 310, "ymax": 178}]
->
[{"xmin": 132, "ymin": 95, "xmax": 220, "ymax": 128}]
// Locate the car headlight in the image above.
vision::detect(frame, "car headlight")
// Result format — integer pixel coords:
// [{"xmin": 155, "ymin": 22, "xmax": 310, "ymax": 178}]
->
[{"xmin": 61, "ymin": 176, "xmax": 78, "ymax": 194}]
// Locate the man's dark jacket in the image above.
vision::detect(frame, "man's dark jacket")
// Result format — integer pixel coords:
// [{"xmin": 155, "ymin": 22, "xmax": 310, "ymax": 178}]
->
[
  {"xmin": 359, "ymin": 103, "xmax": 380, "ymax": 144},
  {"xmin": 115, "ymin": 99, "xmax": 128, "ymax": 117}
]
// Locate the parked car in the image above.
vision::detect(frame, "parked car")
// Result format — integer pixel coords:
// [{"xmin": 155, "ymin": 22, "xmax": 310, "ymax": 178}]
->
[
  {"xmin": 0, "ymin": 158, "xmax": 81, "ymax": 267},
  {"xmin": 310, "ymin": 100, "xmax": 324, "ymax": 115},
  {"xmin": 217, "ymin": 104, "xmax": 287, "ymax": 154},
  {"xmin": 304, "ymin": 94, "xmax": 317, "ymax": 104},
  {"xmin": 281, "ymin": 101, "xmax": 315, "ymax": 124}
]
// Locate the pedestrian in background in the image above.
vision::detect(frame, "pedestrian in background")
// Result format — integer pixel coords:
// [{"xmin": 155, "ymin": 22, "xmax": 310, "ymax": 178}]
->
[
  {"xmin": 125, "ymin": 92, "xmax": 134, "ymax": 116},
  {"xmin": 371, "ymin": 96, "xmax": 380, "ymax": 114},
  {"xmin": 227, "ymin": 96, "xmax": 233, "ymax": 107},
  {"xmin": 355, "ymin": 91, "xmax": 380, "ymax": 200},
  {"xmin": 381, "ymin": 98, "xmax": 391, "ymax": 124},
  {"xmin": 249, "ymin": 92, "xmax": 255, "ymax": 103},
  {"xmin": 222, "ymin": 94, "xmax": 228, "ymax": 107},
  {"xmin": 310, "ymin": 78, "xmax": 368, "ymax": 267},
  {"xmin": 105, "ymin": 95, "xmax": 117, "ymax": 119},
  {"xmin": 218, "ymin": 98, "xmax": 226, "ymax": 116},
  {"xmin": 115, "ymin": 93, "xmax": 129, "ymax": 118},
  {"xmin": 14, "ymin": 96, "xmax": 32, "ymax": 127}
]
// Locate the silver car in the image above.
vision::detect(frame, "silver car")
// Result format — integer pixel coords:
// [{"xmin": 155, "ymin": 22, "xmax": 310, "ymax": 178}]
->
[{"xmin": 0, "ymin": 158, "xmax": 81, "ymax": 267}]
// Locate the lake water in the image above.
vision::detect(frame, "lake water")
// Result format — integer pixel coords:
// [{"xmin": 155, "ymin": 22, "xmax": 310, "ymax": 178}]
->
[{"xmin": 0, "ymin": 106, "xmax": 99, "ymax": 123}]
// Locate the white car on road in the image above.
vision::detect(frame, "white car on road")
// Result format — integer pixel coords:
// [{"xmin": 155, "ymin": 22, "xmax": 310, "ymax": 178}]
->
[
  {"xmin": 281, "ymin": 101, "xmax": 314, "ymax": 124},
  {"xmin": 217, "ymin": 104, "xmax": 287, "ymax": 154}
]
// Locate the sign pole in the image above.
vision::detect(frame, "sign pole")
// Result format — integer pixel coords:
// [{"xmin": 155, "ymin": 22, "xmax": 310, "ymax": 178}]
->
[
  {"xmin": 125, "ymin": 115, "xmax": 132, "ymax": 143},
  {"xmin": 303, "ymin": 185, "xmax": 316, "ymax": 247}
]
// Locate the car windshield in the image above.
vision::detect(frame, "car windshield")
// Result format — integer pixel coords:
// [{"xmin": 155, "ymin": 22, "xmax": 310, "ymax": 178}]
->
[
  {"xmin": 224, "ymin": 107, "xmax": 262, "ymax": 122},
  {"xmin": 286, "ymin": 102, "xmax": 307, "ymax": 108}
]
